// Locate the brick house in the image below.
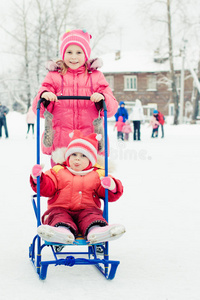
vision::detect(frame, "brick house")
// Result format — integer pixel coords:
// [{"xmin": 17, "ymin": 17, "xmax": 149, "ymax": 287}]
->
[{"xmin": 101, "ymin": 50, "xmax": 195, "ymax": 120}]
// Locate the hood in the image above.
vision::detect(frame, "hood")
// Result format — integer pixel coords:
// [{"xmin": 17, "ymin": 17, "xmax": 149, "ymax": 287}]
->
[
  {"xmin": 119, "ymin": 101, "xmax": 125, "ymax": 106},
  {"xmin": 135, "ymin": 99, "xmax": 142, "ymax": 106},
  {"xmin": 45, "ymin": 58, "xmax": 103, "ymax": 72},
  {"xmin": 118, "ymin": 116, "xmax": 123, "ymax": 122}
]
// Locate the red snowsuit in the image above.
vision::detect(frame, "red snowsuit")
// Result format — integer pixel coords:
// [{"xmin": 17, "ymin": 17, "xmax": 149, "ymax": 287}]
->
[
  {"xmin": 157, "ymin": 111, "xmax": 165, "ymax": 125},
  {"xmin": 30, "ymin": 164, "xmax": 123, "ymax": 237}
]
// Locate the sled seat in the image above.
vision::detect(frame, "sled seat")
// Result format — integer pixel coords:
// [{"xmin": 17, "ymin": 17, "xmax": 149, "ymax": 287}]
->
[{"xmin": 44, "ymin": 233, "xmax": 94, "ymax": 246}]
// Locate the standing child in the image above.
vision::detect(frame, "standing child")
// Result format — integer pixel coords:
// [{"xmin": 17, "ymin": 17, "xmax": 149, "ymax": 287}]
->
[
  {"xmin": 149, "ymin": 115, "xmax": 160, "ymax": 138},
  {"xmin": 26, "ymin": 106, "xmax": 36, "ymax": 138},
  {"xmin": 30, "ymin": 130, "xmax": 125, "ymax": 244},
  {"xmin": 114, "ymin": 116, "xmax": 124, "ymax": 140},
  {"xmin": 122, "ymin": 120, "xmax": 132, "ymax": 141},
  {"xmin": 153, "ymin": 109, "xmax": 165, "ymax": 138},
  {"xmin": 32, "ymin": 29, "xmax": 118, "ymax": 162}
]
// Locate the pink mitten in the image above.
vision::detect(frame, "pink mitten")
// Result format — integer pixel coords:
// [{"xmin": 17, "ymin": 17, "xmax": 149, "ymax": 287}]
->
[
  {"xmin": 101, "ymin": 176, "xmax": 116, "ymax": 192},
  {"xmin": 31, "ymin": 164, "xmax": 43, "ymax": 179}
]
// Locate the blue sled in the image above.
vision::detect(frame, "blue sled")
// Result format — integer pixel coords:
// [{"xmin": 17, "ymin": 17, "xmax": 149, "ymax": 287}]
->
[{"xmin": 29, "ymin": 96, "xmax": 120, "ymax": 280}]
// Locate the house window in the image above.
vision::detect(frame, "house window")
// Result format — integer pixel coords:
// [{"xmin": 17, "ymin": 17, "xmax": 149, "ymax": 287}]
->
[
  {"xmin": 147, "ymin": 103, "xmax": 157, "ymax": 117},
  {"xmin": 169, "ymin": 103, "xmax": 180, "ymax": 116},
  {"xmin": 124, "ymin": 76, "xmax": 137, "ymax": 91},
  {"xmin": 105, "ymin": 75, "xmax": 114, "ymax": 91},
  {"xmin": 147, "ymin": 75, "xmax": 157, "ymax": 91}
]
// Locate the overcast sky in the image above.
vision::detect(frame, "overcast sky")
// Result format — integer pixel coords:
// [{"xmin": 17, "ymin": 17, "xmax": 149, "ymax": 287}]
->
[
  {"xmin": 0, "ymin": 0, "xmax": 150, "ymax": 52},
  {"xmin": 0, "ymin": 0, "xmax": 200, "ymax": 70}
]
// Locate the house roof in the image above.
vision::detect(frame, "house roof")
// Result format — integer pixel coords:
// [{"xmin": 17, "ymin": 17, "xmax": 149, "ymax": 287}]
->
[{"xmin": 100, "ymin": 51, "xmax": 183, "ymax": 73}]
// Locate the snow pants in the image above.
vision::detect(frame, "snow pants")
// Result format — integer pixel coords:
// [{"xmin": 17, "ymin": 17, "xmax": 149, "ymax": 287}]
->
[
  {"xmin": 133, "ymin": 121, "xmax": 141, "ymax": 140},
  {"xmin": 42, "ymin": 206, "xmax": 108, "ymax": 237},
  {"xmin": 0, "ymin": 117, "xmax": 8, "ymax": 138},
  {"xmin": 27, "ymin": 123, "xmax": 35, "ymax": 134}
]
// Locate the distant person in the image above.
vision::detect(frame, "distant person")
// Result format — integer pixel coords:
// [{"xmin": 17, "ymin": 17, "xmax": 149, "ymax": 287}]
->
[
  {"xmin": 153, "ymin": 110, "xmax": 165, "ymax": 138},
  {"xmin": 114, "ymin": 116, "xmax": 124, "ymax": 140},
  {"xmin": 122, "ymin": 120, "xmax": 132, "ymax": 141},
  {"xmin": 0, "ymin": 102, "xmax": 9, "ymax": 139},
  {"xmin": 129, "ymin": 99, "xmax": 144, "ymax": 141},
  {"xmin": 115, "ymin": 101, "xmax": 128, "ymax": 122},
  {"xmin": 26, "ymin": 106, "xmax": 36, "ymax": 138},
  {"xmin": 149, "ymin": 115, "xmax": 160, "ymax": 138}
]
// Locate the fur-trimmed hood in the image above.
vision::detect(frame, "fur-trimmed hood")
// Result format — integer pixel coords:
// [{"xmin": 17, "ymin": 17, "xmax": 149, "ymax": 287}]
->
[{"xmin": 45, "ymin": 58, "xmax": 103, "ymax": 72}]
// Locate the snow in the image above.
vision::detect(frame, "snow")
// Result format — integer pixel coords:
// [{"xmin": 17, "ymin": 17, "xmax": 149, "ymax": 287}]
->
[
  {"xmin": 1, "ymin": 111, "xmax": 200, "ymax": 300},
  {"xmin": 100, "ymin": 51, "xmax": 183, "ymax": 73}
]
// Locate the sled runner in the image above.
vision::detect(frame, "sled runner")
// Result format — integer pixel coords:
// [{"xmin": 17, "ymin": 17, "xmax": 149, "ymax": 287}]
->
[{"xmin": 29, "ymin": 96, "xmax": 120, "ymax": 280}]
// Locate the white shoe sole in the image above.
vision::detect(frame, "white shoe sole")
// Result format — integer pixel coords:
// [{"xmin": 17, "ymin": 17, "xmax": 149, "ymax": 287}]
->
[
  {"xmin": 37, "ymin": 225, "xmax": 74, "ymax": 244},
  {"xmin": 88, "ymin": 224, "xmax": 126, "ymax": 244}
]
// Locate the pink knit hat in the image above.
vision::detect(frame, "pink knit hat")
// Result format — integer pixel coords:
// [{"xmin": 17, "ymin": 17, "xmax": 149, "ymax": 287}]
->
[
  {"xmin": 60, "ymin": 29, "xmax": 92, "ymax": 61},
  {"xmin": 65, "ymin": 130, "xmax": 101, "ymax": 166}
]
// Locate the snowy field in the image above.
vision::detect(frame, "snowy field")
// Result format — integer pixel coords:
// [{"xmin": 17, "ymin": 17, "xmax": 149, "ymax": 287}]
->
[{"xmin": 0, "ymin": 112, "xmax": 200, "ymax": 300}]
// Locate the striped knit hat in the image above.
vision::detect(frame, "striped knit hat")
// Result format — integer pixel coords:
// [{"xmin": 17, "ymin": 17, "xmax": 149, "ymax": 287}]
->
[
  {"xmin": 65, "ymin": 130, "xmax": 101, "ymax": 166},
  {"xmin": 60, "ymin": 29, "xmax": 92, "ymax": 61}
]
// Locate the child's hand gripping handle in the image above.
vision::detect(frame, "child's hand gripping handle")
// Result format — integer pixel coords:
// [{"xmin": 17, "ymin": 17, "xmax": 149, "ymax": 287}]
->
[
  {"xmin": 31, "ymin": 164, "xmax": 44, "ymax": 182},
  {"xmin": 101, "ymin": 176, "xmax": 117, "ymax": 193}
]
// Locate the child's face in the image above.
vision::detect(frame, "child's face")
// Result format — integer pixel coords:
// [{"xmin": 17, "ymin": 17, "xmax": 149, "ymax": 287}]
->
[
  {"xmin": 64, "ymin": 45, "xmax": 85, "ymax": 69},
  {"xmin": 69, "ymin": 152, "xmax": 90, "ymax": 171}
]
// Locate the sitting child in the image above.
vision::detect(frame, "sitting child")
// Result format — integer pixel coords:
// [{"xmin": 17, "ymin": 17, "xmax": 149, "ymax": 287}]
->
[{"xmin": 30, "ymin": 130, "xmax": 125, "ymax": 245}]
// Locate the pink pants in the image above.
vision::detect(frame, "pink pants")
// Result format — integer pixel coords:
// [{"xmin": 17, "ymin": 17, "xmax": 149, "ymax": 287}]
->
[{"xmin": 42, "ymin": 206, "xmax": 108, "ymax": 237}]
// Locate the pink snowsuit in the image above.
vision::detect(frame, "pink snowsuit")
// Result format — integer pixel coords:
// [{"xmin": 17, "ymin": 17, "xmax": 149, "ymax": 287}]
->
[
  {"xmin": 26, "ymin": 107, "xmax": 36, "ymax": 124},
  {"xmin": 114, "ymin": 116, "xmax": 125, "ymax": 132},
  {"xmin": 150, "ymin": 116, "xmax": 160, "ymax": 129},
  {"xmin": 122, "ymin": 121, "xmax": 132, "ymax": 134},
  {"xmin": 32, "ymin": 65, "xmax": 118, "ymax": 155}
]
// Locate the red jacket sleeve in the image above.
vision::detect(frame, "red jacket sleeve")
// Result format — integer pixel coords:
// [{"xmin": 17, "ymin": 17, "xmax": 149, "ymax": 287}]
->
[
  {"xmin": 32, "ymin": 72, "xmax": 57, "ymax": 117},
  {"xmin": 30, "ymin": 173, "xmax": 57, "ymax": 197},
  {"xmin": 97, "ymin": 177, "xmax": 123, "ymax": 202}
]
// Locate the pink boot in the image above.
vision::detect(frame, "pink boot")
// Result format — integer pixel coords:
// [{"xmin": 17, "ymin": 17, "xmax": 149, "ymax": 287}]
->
[
  {"xmin": 87, "ymin": 224, "xmax": 125, "ymax": 244},
  {"xmin": 37, "ymin": 225, "xmax": 75, "ymax": 244}
]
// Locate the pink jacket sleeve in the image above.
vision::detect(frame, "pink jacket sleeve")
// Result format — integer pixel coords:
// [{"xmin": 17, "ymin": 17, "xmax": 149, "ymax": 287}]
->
[
  {"xmin": 32, "ymin": 72, "xmax": 56, "ymax": 117},
  {"xmin": 92, "ymin": 71, "xmax": 118, "ymax": 118}
]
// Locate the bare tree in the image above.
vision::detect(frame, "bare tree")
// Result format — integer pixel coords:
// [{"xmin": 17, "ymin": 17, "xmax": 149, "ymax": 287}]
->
[
  {"xmin": 191, "ymin": 60, "xmax": 200, "ymax": 122},
  {"xmin": 167, "ymin": 0, "xmax": 179, "ymax": 124},
  {"xmin": 0, "ymin": 0, "xmax": 115, "ymax": 111},
  {"xmin": 138, "ymin": 0, "xmax": 200, "ymax": 124}
]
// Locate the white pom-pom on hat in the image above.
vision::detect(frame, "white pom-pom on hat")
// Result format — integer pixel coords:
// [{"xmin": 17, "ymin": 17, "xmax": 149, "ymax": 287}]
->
[
  {"xmin": 96, "ymin": 134, "xmax": 102, "ymax": 141},
  {"xmin": 69, "ymin": 131, "xmax": 74, "ymax": 139}
]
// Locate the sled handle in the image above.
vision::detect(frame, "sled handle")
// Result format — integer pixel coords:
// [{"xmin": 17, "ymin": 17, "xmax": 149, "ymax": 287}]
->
[
  {"xmin": 37, "ymin": 96, "xmax": 107, "ymax": 111},
  {"xmin": 36, "ymin": 95, "xmax": 109, "ymax": 224}
]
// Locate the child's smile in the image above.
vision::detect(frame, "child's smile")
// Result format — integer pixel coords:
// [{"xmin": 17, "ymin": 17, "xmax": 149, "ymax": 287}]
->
[{"xmin": 64, "ymin": 45, "xmax": 85, "ymax": 70}]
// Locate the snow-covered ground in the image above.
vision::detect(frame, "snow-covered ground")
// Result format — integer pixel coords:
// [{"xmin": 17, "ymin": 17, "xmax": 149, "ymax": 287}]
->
[{"xmin": 1, "ymin": 112, "xmax": 200, "ymax": 300}]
